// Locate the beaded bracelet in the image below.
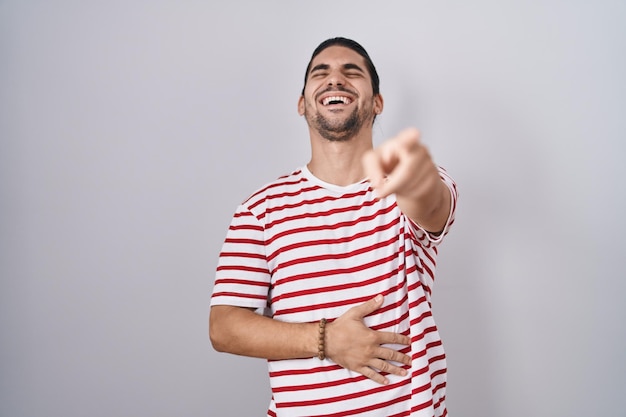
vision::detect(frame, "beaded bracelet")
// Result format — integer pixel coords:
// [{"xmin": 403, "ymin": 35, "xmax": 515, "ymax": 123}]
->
[{"xmin": 317, "ymin": 318, "xmax": 327, "ymax": 360}]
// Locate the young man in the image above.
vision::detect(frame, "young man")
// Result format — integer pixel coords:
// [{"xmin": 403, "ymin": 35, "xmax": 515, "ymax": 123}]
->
[{"xmin": 209, "ymin": 37, "xmax": 458, "ymax": 416}]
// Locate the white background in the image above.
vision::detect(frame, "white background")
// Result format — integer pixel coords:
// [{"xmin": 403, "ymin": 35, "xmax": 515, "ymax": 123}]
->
[{"xmin": 1, "ymin": 1, "xmax": 625, "ymax": 416}]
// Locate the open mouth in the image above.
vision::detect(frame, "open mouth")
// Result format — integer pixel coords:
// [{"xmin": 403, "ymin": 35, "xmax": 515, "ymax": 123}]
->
[{"xmin": 320, "ymin": 95, "xmax": 353, "ymax": 106}]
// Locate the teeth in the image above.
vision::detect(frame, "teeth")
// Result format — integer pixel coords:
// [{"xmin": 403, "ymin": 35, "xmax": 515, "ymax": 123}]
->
[{"xmin": 322, "ymin": 96, "xmax": 352, "ymax": 106}]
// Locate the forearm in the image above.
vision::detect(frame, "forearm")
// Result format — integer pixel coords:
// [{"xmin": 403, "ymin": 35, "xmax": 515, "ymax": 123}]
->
[
  {"xmin": 209, "ymin": 305, "xmax": 318, "ymax": 360},
  {"xmin": 396, "ymin": 174, "xmax": 451, "ymax": 234},
  {"xmin": 210, "ymin": 296, "xmax": 413, "ymax": 385},
  {"xmin": 361, "ymin": 128, "xmax": 453, "ymax": 234}
]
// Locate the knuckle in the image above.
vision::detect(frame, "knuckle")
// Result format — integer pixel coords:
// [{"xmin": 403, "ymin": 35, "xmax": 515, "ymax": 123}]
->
[
  {"xmin": 361, "ymin": 367, "xmax": 376, "ymax": 380},
  {"xmin": 365, "ymin": 332, "xmax": 378, "ymax": 344}
]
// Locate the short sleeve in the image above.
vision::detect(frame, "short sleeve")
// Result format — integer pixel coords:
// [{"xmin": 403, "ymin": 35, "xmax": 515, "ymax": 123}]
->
[
  {"xmin": 407, "ymin": 166, "xmax": 458, "ymax": 245},
  {"xmin": 210, "ymin": 205, "xmax": 271, "ymax": 309}
]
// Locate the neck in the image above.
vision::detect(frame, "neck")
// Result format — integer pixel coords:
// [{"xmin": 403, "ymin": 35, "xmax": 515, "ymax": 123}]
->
[{"xmin": 307, "ymin": 127, "xmax": 373, "ymax": 186}]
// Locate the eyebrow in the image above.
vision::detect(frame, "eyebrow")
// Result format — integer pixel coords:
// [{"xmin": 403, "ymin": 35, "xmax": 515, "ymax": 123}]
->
[{"xmin": 309, "ymin": 62, "xmax": 365, "ymax": 74}]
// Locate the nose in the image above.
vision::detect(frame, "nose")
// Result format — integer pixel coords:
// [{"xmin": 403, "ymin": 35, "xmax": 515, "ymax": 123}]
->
[{"xmin": 327, "ymin": 70, "xmax": 346, "ymax": 87}]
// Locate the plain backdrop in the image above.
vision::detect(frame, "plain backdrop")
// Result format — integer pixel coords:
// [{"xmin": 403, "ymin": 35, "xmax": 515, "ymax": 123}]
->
[{"xmin": 1, "ymin": 1, "xmax": 625, "ymax": 416}]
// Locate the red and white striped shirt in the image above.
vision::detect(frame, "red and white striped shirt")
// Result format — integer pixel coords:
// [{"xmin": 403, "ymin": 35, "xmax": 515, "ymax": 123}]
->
[{"xmin": 211, "ymin": 165, "xmax": 458, "ymax": 417}]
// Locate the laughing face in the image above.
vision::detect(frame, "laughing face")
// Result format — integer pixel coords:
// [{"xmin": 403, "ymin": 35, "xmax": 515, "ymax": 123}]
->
[{"xmin": 298, "ymin": 46, "xmax": 383, "ymax": 142}]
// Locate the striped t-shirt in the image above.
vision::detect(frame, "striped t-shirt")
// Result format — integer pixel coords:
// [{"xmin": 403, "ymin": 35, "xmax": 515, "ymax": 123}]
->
[{"xmin": 211, "ymin": 165, "xmax": 458, "ymax": 417}]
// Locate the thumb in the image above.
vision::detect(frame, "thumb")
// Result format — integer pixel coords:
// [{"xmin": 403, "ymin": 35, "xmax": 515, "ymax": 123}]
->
[{"xmin": 347, "ymin": 294, "xmax": 384, "ymax": 319}]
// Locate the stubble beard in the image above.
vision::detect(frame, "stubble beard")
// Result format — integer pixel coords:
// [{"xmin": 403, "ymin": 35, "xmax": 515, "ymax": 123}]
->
[{"xmin": 305, "ymin": 103, "xmax": 370, "ymax": 142}]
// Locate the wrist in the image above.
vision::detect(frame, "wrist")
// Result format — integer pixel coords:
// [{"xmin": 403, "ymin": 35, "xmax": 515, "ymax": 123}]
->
[{"xmin": 317, "ymin": 318, "xmax": 327, "ymax": 360}]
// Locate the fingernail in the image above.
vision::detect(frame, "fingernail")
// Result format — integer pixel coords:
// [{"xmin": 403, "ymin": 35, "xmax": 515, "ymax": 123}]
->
[{"xmin": 374, "ymin": 294, "xmax": 382, "ymax": 302}]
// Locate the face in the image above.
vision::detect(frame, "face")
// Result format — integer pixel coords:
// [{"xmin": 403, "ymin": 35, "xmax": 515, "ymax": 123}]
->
[{"xmin": 298, "ymin": 46, "xmax": 383, "ymax": 142}]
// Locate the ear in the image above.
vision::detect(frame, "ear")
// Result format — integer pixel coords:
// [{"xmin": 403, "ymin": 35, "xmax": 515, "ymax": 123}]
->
[
  {"xmin": 297, "ymin": 96, "xmax": 305, "ymax": 116},
  {"xmin": 373, "ymin": 94, "xmax": 384, "ymax": 115}
]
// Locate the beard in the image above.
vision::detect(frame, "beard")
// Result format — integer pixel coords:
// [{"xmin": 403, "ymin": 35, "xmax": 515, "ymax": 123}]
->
[{"xmin": 304, "ymin": 99, "xmax": 372, "ymax": 142}]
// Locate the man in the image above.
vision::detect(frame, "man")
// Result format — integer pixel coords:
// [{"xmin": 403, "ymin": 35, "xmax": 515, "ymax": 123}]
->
[{"xmin": 209, "ymin": 37, "xmax": 458, "ymax": 416}]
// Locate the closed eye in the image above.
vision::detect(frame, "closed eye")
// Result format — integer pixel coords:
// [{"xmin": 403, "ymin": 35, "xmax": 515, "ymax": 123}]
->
[
  {"xmin": 311, "ymin": 71, "xmax": 328, "ymax": 78},
  {"xmin": 342, "ymin": 63, "xmax": 365, "ymax": 76},
  {"xmin": 310, "ymin": 63, "xmax": 330, "ymax": 79}
]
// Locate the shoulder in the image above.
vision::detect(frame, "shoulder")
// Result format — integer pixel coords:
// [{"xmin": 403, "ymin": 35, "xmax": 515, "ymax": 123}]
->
[{"xmin": 241, "ymin": 167, "xmax": 310, "ymax": 214}]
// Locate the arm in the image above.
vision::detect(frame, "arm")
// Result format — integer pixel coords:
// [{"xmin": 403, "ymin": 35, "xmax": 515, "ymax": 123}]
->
[
  {"xmin": 362, "ymin": 128, "xmax": 452, "ymax": 234},
  {"xmin": 209, "ymin": 294, "xmax": 412, "ymax": 385},
  {"xmin": 209, "ymin": 305, "xmax": 317, "ymax": 360}
]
